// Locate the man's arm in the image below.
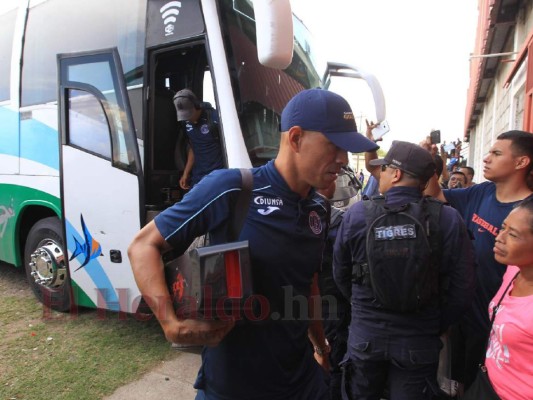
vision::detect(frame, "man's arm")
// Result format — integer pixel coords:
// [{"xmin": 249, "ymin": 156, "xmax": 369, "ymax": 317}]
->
[
  {"xmin": 179, "ymin": 147, "xmax": 195, "ymax": 190},
  {"xmin": 418, "ymin": 138, "xmax": 447, "ymax": 201},
  {"xmin": 364, "ymin": 120, "xmax": 380, "ymax": 180},
  {"xmin": 128, "ymin": 221, "xmax": 234, "ymax": 346},
  {"xmin": 439, "ymin": 210, "xmax": 476, "ymax": 332},
  {"xmin": 424, "ymin": 173, "xmax": 447, "ymax": 202},
  {"xmin": 308, "ymin": 273, "xmax": 330, "ymax": 372}
]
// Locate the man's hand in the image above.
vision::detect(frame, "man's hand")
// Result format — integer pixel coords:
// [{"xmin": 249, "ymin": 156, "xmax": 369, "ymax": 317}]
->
[
  {"xmin": 365, "ymin": 119, "xmax": 383, "ymax": 142},
  {"xmin": 419, "ymin": 136, "xmax": 438, "ymax": 156},
  {"xmin": 164, "ymin": 318, "xmax": 236, "ymax": 347},
  {"xmin": 179, "ymin": 173, "xmax": 191, "ymax": 190}
]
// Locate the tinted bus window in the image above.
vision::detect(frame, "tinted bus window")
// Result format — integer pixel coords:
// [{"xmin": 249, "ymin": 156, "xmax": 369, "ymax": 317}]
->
[
  {"xmin": 22, "ymin": 0, "xmax": 146, "ymax": 107},
  {"xmin": 68, "ymin": 89, "xmax": 112, "ymax": 159},
  {"xmin": 0, "ymin": 9, "xmax": 17, "ymax": 101}
]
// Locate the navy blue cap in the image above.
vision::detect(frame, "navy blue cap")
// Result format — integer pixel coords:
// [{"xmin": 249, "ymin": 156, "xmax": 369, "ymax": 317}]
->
[
  {"xmin": 281, "ymin": 89, "xmax": 379, "ymax": 153},
  {"xmin": 369, "ymin": 140, "xmax": 436, "ymax": 181}
]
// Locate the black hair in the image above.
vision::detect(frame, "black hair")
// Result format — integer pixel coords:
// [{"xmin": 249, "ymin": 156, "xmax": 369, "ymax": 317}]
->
[
  {"xmin": 450, "ymin": 170, "xmax": 467, "ymax": 180},
  {"xmin": 459, "ymin": 166, "xmax": 475, "ymax": 178},
  {"xmin": 514, "ymin": 194, "xmax": 533, "ymax": 233},
  {"xmin": 497, "ymin": 130, "xmax": 533, "ymax": 161}
]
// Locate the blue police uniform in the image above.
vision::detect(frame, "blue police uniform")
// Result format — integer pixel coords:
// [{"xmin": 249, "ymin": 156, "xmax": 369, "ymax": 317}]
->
[
  {"xmin": 154, "ymin": 160, "xmax": 329, "ymax": 400},
  {"xmin": 443, "ymin": 181, "xmax": 524, "ymax": 387},
  {"xmin": 333, "ymin": 186, "xmax": 475, "ymax": 399},
  {"xmin": 318, "ymin": 206, "xmax": 350, "ymax": 400},
  {"xmin": 184, "ymin": 107, "xmax": 224, "ymax": 186}
]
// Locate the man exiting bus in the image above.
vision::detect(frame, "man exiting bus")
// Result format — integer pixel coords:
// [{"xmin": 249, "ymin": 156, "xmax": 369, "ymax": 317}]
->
[
  {"xmin": 128, "ymin": 88, "xmax": 379, "ymax": 399},
  {"xmin": 173, "ymin": 89, "xmax": 224, "ymax": 190}
]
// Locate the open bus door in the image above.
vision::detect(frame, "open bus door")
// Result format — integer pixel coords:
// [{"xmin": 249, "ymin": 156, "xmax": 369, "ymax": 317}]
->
[
  {"xmin": 323, "ymin": 62, "xmax": 386, "ymax": 124},
  {"xmin": 57, "ymin": 49, "xmax": 143, "ymax": 313}
]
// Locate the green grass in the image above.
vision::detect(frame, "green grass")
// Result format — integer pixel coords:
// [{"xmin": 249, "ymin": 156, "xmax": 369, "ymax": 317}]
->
[{"xmin": 0, "ymin": 268, "xmax": 177, "ymax": 400}]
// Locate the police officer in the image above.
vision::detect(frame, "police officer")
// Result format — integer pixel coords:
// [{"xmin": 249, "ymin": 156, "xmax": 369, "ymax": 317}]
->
[
  {"xmin": 128, "ymin": 88, "xmax": 378, "ymax": 400},
  {"xmin": 173, "ymin": 88, "xmax": 224, "ymax": 189},
  {"xmin": 333, "ymin": 141, "xmax": 476, "ymax": 399}
]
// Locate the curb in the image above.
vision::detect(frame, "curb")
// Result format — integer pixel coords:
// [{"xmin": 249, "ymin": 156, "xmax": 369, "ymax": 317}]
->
[{"xmin": 103, "ymin": 348, "xmax": 202, "ymax": 400}]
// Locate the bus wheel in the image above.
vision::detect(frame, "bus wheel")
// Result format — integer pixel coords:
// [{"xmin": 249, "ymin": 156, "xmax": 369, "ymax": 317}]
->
[{"xmin": 24, "ymin": 217, "xmax": 72, "ymax": 312}]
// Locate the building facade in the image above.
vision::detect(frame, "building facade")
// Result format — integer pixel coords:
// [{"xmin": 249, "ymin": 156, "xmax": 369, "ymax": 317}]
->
[{"xmin": 464, "ymin": 0, "xmax": 533, "ymax": 180}]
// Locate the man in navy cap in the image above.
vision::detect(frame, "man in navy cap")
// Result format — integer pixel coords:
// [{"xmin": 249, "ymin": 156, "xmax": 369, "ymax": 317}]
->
[
  {"xmin": 334, "ymin": 141, "xmax": 475, "ymax": 399},
  {"xmin": 129, "ymin": 88, "xmax": 378, "ymax": 400}
]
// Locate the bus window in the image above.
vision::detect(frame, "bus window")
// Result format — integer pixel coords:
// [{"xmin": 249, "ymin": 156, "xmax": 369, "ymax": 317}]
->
[
  {"xmin": 218, "ymin": 1, "xmax": 323, "ymax": 166},
  {"xmin": 21, "ymin": 0, "xmax": 145, "ymax": 107},
  {"xmin": 68, "ymin": 89, "xmax": 112, "ymax": 159},
  {"xmin": 0, "ymin": 8, "xmax": 16, "ymax": 101},
  {"xmin": 62, "ymin": 53, "xmax": 138, "ymax": 173}
]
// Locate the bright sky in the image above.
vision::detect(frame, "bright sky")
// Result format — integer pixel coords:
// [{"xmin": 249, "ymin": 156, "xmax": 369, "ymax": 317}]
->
[{"xmin": 290, "ymin": 0, "xmax": 479, "ymax": 150}]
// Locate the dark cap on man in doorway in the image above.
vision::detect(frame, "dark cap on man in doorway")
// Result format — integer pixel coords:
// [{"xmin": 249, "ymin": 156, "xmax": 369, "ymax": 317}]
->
[
  {"xmin": 280, "ymin": 89, "xmax": 379, "ymax": 153},
  {"xmin": 369, "ymin": 140, "xmax": 436, "ymax": 181},
  {"xmin": 173, "ymin": 89, "xmax": 199, "ymax": 121}
]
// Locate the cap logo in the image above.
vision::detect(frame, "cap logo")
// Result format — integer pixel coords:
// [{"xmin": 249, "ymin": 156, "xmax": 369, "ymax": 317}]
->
[
  {"xmin": 343, "ymin": 112, "xmax": 354, "ymax": 120},
  {"xmin": 392, "ymin": 159, "xmax": 402, "ymax": 166}
]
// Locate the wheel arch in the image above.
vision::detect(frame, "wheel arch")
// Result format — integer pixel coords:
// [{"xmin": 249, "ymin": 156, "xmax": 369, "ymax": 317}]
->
[{"xmin": 16, "ymin": 203, "xmax": 61, "ymax": 268}]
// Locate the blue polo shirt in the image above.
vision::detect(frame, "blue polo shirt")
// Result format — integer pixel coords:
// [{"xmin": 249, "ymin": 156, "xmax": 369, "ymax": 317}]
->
[
  {"xmin": 185, "ymin": 108, "xmax": 224, "ymax": 185},
  {"xmin": 443, "ymin": 182, "xmax": 522, "ymax": 331},
  {"xmin": 154, "ymin": 160, "xmax": 329, "ymax": 400}
]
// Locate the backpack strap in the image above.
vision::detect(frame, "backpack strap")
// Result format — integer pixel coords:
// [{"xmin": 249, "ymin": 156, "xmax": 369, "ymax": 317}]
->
[
  {"xmin": 351, "ymin": 197, "xmax": 386, "ymax": 287},
  {"xmin": 227, "ymin": 168, "xmax": 253, "ymax": 242},
  {"xmin": 421, "ymin": 196, "xmax": 445, "ymax": 303},
  {"xmin": 202, "ymin": 104, "xmax": 220, "ymax": 140}
]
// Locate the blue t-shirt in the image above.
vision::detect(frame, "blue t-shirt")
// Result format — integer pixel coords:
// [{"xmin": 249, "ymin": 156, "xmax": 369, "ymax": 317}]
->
[
  {"xmin": 362, "ymin": 175, "xmax": 379, "ymax": 198},
  {"xmin": 185, "ymin": 108, "xmax": 224, "ymax": 185},
  {"xmin": 154, "ymin": 161, "xmax": 329, "ymax": 400},
  {"xmin": 443, "ymin": 181, "xmax": 522, "ymax": 330}
]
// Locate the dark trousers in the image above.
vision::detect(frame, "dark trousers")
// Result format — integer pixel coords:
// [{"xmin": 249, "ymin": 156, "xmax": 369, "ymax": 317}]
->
[{"xmin": 341, "ymin": 333, "xmax": 442, "ymax": 400}]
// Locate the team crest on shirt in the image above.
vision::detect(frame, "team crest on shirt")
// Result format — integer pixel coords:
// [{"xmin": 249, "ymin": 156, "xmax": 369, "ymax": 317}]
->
[
  {"xmin": 309, "ymin": 211, "xmax": 322, "ymax": 234},
  {"xmin": 200, "ymin": 124, "xmax": 210, "ymax": 134}
]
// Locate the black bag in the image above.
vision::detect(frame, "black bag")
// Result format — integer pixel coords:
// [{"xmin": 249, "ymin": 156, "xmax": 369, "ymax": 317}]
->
[
  {"xmin": 362, "ymin": 196, "xmax": 443, "ymax": 312},
  {"xmin": 164, "ymin": 168, "xmax": 253, "ymax": 319},
  {"xmin": 460, "ymin": 366, "xmax": 500, "ymax": 400}
]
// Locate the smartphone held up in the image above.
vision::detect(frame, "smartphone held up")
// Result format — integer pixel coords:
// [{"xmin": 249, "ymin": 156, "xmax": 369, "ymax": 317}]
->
[
  {"xmin": 430, "ymin": 130, "xmax": 441, "ymax": 144},
  {"xmin": 372, "ymin": 120, "xmax": 390, "ymax": 140}
]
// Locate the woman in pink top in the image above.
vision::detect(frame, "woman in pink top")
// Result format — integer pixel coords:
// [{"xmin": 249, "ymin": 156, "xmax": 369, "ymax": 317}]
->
[{"xmin": 486, "ymin": 196, "xmax": 533, "ymax": 400}]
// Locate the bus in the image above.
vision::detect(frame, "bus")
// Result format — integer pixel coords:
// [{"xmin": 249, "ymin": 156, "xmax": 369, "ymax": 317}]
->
[{"xmin": 0, "ymin": 0, "xmax": 386, "ymax": 315}]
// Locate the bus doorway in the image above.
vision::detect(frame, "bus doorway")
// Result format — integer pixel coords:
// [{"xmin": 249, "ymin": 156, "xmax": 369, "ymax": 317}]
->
[{"xmin": 144, "ymin": 43, "xmax": 220, "ymax": 220}]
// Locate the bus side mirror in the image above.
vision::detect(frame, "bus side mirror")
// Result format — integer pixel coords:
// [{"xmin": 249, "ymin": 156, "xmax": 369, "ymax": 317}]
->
[
  {"xmin": 323, "ymin": 62, "xmax": 387, "ymax": 123},
  {"xmin": 253, "ymin": 0, "xmax": 294, "ymax": 69}
]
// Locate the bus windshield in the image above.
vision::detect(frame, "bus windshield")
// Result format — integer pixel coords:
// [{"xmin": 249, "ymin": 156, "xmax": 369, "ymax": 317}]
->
[{"xmin": 219, "ymin": 0, "xmax": 325, "ymax": 166}]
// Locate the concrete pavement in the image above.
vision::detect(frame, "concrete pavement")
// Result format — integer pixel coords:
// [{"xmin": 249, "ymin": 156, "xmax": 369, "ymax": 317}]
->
[{"xmin": 103, "ymin": 347, "xmax": 202, "ymax": 400}]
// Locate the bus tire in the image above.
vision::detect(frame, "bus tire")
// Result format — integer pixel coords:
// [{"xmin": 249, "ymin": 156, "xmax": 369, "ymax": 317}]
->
[{"xmin": 24, "ymin": 217, "xmax": 72, "ymax": 312}]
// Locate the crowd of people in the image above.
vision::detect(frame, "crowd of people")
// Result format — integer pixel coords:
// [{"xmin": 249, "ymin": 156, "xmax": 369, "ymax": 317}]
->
[{"xmin": 128, "ymin": 88, "xmax": 533, "ymax": 400}]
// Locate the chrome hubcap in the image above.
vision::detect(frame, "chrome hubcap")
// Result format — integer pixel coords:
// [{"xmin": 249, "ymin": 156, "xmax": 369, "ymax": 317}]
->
[{"xmin": 29, "ymin": 240, "xmax": 66, "ymax": 288}]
